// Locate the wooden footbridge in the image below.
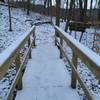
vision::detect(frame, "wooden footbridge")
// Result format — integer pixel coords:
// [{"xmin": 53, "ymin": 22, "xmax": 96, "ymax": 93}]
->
[{"xmin": 0, "ymin": 25, "xmax": 100, "ymax": 100}]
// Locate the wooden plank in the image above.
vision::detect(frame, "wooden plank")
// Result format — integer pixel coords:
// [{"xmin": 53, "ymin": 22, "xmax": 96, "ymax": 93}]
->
[
  {"xmin": 6, "ymin": 41, "xmax": 33, "ymax": 100},
  {"xmin": 15, "ymin": 54, "xmax": 23, "ymax": 90},
  {"xmin": 71, "ymin": 52, "xmax": 78, "ymax": 89}
]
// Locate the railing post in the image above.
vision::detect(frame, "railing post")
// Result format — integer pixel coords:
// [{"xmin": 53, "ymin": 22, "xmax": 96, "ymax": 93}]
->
[
  {"xmin": 71, "ymin": 52, "xmax": 78, "ymax": 89},
  {"xmin": 55, "ymin": 31, "xmax": 57, "ymax": 46},
  {"xmin": 33, "ymin": 29, "xmax": 36, "ymax": 47},
  {"xmin": 15, "ymin": 54, "xmax": 23, "ymax": 90},
  {"xmin": 60, "ymin": 37, "xmax": 63, "ymax": 58},
  {"xmin": 28, "ymin": 37, "xmax": 32, "ymax": 59}
]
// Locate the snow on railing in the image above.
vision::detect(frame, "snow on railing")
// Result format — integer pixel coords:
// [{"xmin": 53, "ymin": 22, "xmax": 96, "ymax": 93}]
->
[
  {"xmin": 0, "ymin": 25, "xmax": 36, "ymax": 99},
  {"xmin": 54, "ymin": 25, "xmax": 100, "ymax": 100}
]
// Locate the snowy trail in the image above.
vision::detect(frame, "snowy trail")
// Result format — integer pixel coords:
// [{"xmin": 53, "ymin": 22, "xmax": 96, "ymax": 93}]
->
[{"xmin": 15, "ymin": 25, "xmax": 80, "ymax": 100}]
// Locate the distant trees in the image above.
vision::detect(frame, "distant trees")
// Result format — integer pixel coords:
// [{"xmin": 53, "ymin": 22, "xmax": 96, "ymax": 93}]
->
[
  {"xmin": 65, "ymin": 0, "xmax": 75, "ymax": 31},
  {"xmin": 64, "ymin": 0, "xmax": 89, "ymax": 32},
  {"xmin": 0, "ymin": 0, "xmax": 5, "ymax": 2},
  {"xmin": 1, "ymin": 0, "xmax": 99, "ymax": 31},
  {"xmin": 43, "ymin": 0, "xmax": 52, "ymax": 15}
]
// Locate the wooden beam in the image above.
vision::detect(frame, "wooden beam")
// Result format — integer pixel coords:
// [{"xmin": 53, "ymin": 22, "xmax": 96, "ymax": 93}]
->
[
  {"xmin": 5, "ymin": 37, "xmax": 34, "ymax": 100},
  {"xmin": 55, "ymin": 37, "xmax": 94, "ymax": 100},
  {"xmin": 71, "ymin": 52, "xmax": 77, "ymax": 89},
  {"xmin": 54, "ymin": 26, "xmax": 100, "ymax": 80},
  {"xmin": 15, "ymin": 54, "xmax": 23, "ymax": 90},
  {"xmin": 0, "ymin": 26, "xmax": 35, "ymax": 80}
]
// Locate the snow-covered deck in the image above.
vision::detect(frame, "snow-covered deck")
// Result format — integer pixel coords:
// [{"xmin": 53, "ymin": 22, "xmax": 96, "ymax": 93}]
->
[{"xmin": 15, "ymin": 43, "xmax": 80, "ymax": 100}]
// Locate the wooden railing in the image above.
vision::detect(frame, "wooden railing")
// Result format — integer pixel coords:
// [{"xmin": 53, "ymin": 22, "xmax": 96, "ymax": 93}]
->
[
  {"xmin": 0, "ymin": 25, "xmax": 36, "ymax": 100},
  {"xmin": 54, "ymin": 26, "xmax": 100, "ymax": 100}
]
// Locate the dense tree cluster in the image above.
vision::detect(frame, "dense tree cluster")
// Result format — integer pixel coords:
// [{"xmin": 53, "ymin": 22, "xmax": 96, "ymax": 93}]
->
[{"xmin": 0, "ymin": 0, "xmax": 100, "ymax": 31}]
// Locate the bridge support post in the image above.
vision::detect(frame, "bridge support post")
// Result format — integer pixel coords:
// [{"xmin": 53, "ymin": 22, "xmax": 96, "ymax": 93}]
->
[
  {"xmin": 71, "ymin": 52, "xmax": 77, "ymax": 89},
  {"xmin": 60, "ymin": 37, "xmax": 63, "ymax": 58},
  {"xmin": 28, "ymin": 37, "xmax": 32, "ymax": 59},
  {"xmin": 55, "ymin": 31, "xmax": 57, "ymax": 46},
  {"xmin": 15, "ymin": 54, "xmax": 23, "ymax": 90},
  {"xmin": 33, "ymin": 28, "xmax": 36, "ymax": 47}
]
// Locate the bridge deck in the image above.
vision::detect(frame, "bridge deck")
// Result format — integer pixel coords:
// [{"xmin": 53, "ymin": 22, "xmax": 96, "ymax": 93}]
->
[{"xmin": 15, "ymin": 42, "xmax": 80, "ymax": 100}]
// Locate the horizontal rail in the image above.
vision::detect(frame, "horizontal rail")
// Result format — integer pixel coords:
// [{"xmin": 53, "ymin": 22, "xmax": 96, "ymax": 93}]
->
[
  {"xmin": 55, "ymin": 38, "xmax": 93, "ymax": 100},
  {"xmin": 6, "ymin": 41, "xmax": 33, "ymax": 100},
  {"xmin": 55, "ymin": 26, "xmax": 100, "ymax": 78},
  {"xmin": 54, "ymin": 25, "xmax": 100, "ymax": 100},
  {"xmin": 0, "ymin": 25, "xmax": 35, "ymax": 80},
  {"xmin": 0, "ymin": 25, "xmax": 36, "ymax": 100}
]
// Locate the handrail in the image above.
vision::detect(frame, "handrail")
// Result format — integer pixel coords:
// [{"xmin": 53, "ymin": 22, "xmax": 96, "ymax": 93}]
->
[
  {"xmin": 54, "ymin": 25, "xmax": 100, "ymax": 100},
  {"xmin": 0, "ymin": 25, "xmax": 36, "ymax": 100}
]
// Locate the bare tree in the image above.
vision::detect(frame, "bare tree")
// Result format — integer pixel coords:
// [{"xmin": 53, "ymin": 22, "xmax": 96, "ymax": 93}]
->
[
  {"xmin": 43, "ymin": 0, "xmax": 52, "ymax": 15},
  {"xmin": 44, "ymin": 0, "xmax": 47, "ymax": 14},
  {"xmin": 64, "ymin": 0, "xmax": 69, "ymax": 21},
  {"xmin": 98, "ymin": 0, "xmax": 100, "ymax": 20},
  {"xmin": 90, "ymin": 0, "xmax": 93, "ymax": 19},
  {"xmin": 27, "ymin": 0, "xmax": 30, "ymax": 15},
  {"xmin": 65, "ymin": 0, "xmax": 74, "ymax": 31},
  {"xmin": 56, "ymin": 0, "xmax": 61, "ymax": 26},
  {"xmin": 79, "ymin": 0, "xmax": 84, "ymax": 21},
  {"xmin": 83, "ymin": 0, "xmax": 88, "ymax": 22},
  {"xmin": 8, "ymin": 0, "xmax": 12, "ymax": 31},
  {"xmin": 0, "ymin": 0, "xmax": 5, "ymax": 2}
]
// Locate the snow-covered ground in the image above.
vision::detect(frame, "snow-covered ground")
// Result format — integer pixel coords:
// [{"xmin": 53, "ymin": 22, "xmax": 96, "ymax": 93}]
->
[
  {"xmin": 0, "ymin": 4, "xmax": 50, "ymax": 53},
  {"xmin": 0, "ymin": 6, "xmax": 29, "ymax": 53},
  {"xmin": 0, "ymin": 4, "xmax": 100, "ymax": 100}
]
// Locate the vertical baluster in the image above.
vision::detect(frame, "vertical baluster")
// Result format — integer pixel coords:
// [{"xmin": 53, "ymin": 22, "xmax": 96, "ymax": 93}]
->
[
  {"xmin": 71, "ymin": 52, "xmax": 77, "ymax": 89},
  {"xmin": 55, "ymin": 31, "xmax": 57, "ymax": 46},
  {"xmin": 15, "ymin": 54, "xmax": 23, "ymax": 90},
  {"xmin": 60, "ymin": 37, "xmax": 63, "ymax": 58},
  {"xmin": 33, "ymin": 29, "xmax": 36, "ymax": 47},
  {"xmin": 28, "ymin": 37, "xmax": 32, "ymax": 59}
]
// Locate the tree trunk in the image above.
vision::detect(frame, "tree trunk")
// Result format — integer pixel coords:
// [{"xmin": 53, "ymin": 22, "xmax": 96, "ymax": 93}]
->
[
  {"xmin": 27, "ymin": 0, "xmax": 30, "ymax": 15},
  {"xmin": 89, "ymin": 0, "xmax": 93, "ymax": 20},
  {"xmin": 79, "ymin": 0, "xmax": 84, "ymax": 21},
  {"xmin": 65, "ymin": 0, "xmax": 74, "ymax": 32},
  {"xmin": 49, "ymin": 0, "xmax": 52, "ymax": 22},
  {"xmin": 0, "ymin": 0, "xmax": 5, "ymax": 2},
  {"xmin": 56, "ymin": 0, "xmax": 61, "ymax": 26},
  {"xmin": 64, "ymin": 0, "xmax": 69, "ymax": 21},
  {"xmin": 43, "ymin": 0, "xmax": 47, "ymax": 14},
  {"xmin": 83, "ymin": 0, "xmax": 88, "ymax": 22},
  {"xmin": 8, "ymin": 0, "xmax": 12, "ymax": 31},
  {"xmin": 98, "ymin": 0, "xmax": 100, "ymax": 20}
]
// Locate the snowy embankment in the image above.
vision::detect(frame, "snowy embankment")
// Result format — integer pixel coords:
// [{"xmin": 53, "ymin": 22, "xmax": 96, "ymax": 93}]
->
[{"xmin": 0, "ymin": 6, "xmax": 29, "ymax": 53}]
